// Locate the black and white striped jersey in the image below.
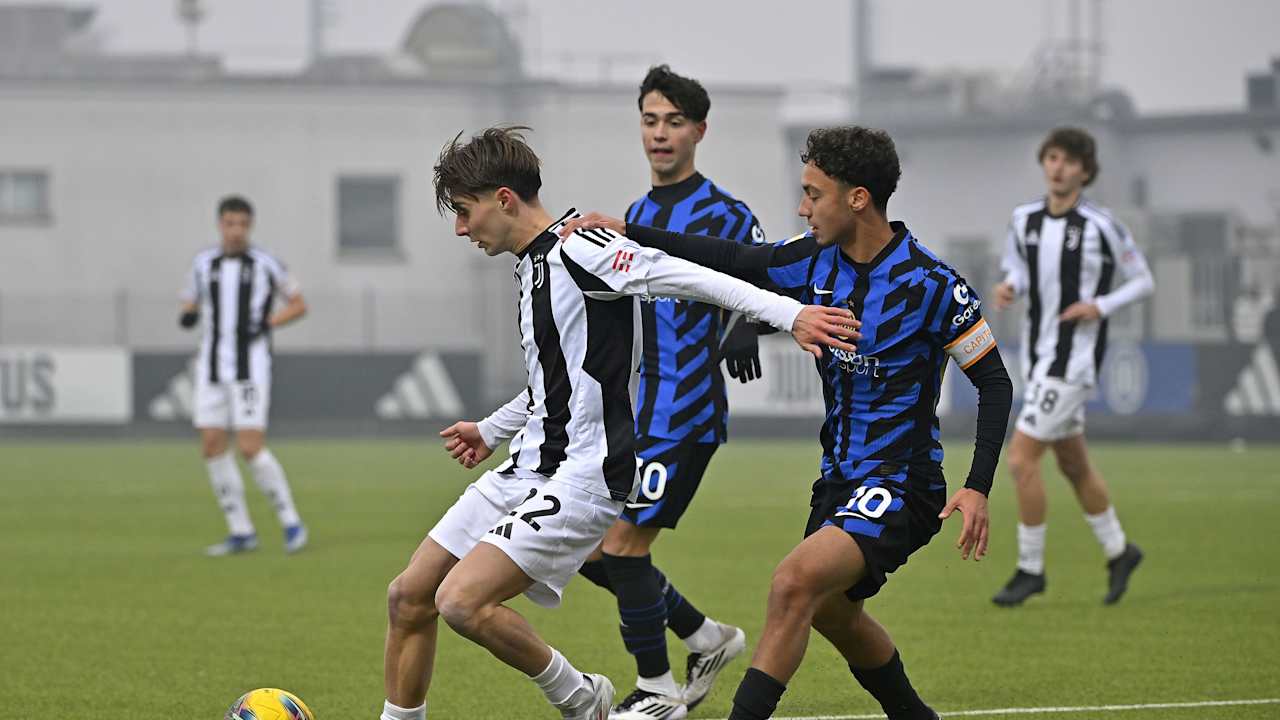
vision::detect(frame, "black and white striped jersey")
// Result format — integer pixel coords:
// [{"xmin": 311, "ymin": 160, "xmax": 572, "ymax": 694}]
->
[
  {"xmin": 181, "ymin": 247, "xmax": 299, "ymax": 385},
  {"xmin": 476, "ymin": 210, "xmax": 805, "ymax": 502},
  {"xmin": 1000, "ymin": 197, "xmax": 1154, "ymax": 387}
]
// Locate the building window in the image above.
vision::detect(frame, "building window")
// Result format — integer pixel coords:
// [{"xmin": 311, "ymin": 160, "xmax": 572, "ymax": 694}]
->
[
  {"xmin": 337, "ymin": 175, "xmax": 400, "ymax": 256},
  {"xmin": 0, "ymin": 170, "xmax": 51, "ymax": 223}
]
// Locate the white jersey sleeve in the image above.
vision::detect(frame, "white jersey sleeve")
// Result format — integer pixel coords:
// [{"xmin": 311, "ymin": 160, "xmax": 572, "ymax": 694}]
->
[
  {"xmin": 1093, "ymin": 217, "xmax": 1154, "ymax": 317},
  {"xmin": 180, "ymin": 258, "xmax": 200, "ymax": 304},
  {"xmin": 1000, "ymin": 218, "xmax": 1030, "ymax": 297},
  {"xmin": 477, "ymin": 389, "xmax": 533, "ymax": 449},
  {"xmin": 559, "ymin": 228, "xmax": 803, "ymax": 332}
]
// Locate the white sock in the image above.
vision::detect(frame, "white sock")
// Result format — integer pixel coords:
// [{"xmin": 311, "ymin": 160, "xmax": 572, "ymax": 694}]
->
[
  {"xmin": 1016, "ymin": 523, "xmax": 1047, "ymax": 575},
  {"xmin": 206, "ymin": 451, "xmax": 254, "ymax": 536},
  {"xmin": 684, "ymin": 618, "xmax": 724, "ymax": 653},
  {"xmin": 636, "ymin": 670, "xmax": 679, "ymax": 697},
  {"xmin": 1085, "ymin": 506, "xmax": 1127, "ymax": 560},
  {"xmin": 380, "ymin": 700, "xmax": 425, "ymax": 720},
  {"xmin": 532, "ymin": 648, "xmax": 590, "ymax": 710},
  {"xmin": 248, "ymin": 448, "xmax": 302, "ymax": 528}
]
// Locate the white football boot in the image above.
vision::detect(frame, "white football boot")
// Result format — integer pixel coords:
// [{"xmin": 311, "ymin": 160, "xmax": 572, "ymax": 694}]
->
[
  {"xmin": 681, "ymin": 624, "xmax": 747, "ymax": 711},
  {"xmin": 610, "ymin": 688, "xmax": 688, "ymax": 719},
  {"xmin": 564, "ymin": 673, "xmax": 615, "ymax": 720}
]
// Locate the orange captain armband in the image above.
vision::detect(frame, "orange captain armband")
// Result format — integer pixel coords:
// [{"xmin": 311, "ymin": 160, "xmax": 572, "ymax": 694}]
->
[{"xmin": 944, "ymin": 318, "xmax": 996, "ymax": 370}]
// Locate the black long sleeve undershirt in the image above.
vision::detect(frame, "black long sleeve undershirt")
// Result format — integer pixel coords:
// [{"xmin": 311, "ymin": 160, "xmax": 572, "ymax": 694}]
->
[
  {"xmin": 625, "ymin": 223, "xmax": 774, "ymax": 285},
  {"xmin": 628, "ymin": 221, "xmax": 1014, "ymax": 494},
  {"xmin": 960, "ymin": 346, "xmax": 1014, "ymax": 496}
]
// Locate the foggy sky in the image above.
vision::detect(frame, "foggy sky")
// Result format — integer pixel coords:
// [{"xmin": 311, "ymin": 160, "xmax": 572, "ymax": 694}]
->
[{"xmin": 35, "ymin": 0, "xmax": 1280, "ymax": 114}]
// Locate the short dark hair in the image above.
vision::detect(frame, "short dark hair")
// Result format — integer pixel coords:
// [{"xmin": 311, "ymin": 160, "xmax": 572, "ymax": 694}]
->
[
  {"xmin": 433, "ymin": 126, "xmax": 542, "ymax": 215},
  {"xmin": 1038, "ymin": 127, "xmax": 1099, "ymax": 186},
  {"xmin": 800, "ymin": 126, "xmax": 901, "ymax": 213},
  {"xmin": 217, "ymin": 195, "xmax": 253, "ymax": 217},
  {"xmin": 638, "ymin": 65, "xmax": 710, "ymax": 122}
]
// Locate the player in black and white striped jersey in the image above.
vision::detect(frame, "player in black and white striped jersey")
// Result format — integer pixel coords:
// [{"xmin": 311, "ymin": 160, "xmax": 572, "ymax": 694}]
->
[
  {"xmin": 378, "ymin": 127, "xmax": 858, "ymax": 720},
  {"xmin": 990, "ymin": 128, "xmax": 1154, "ymax": 607},
  {"xmin": 179, "ymin": 195, "xmax": 309, "ymax": 557}
]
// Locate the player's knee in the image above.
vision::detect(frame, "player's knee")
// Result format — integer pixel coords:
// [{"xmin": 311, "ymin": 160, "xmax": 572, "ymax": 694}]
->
[
  {"xmin": 768, "ymin": 563, "xmax": 821, "ymax": 616},
  {"xmin": 387, "ymin": 574, "xmax": 439, "ymax": 629},
  {"xmin": 236, "ymin": 438, "xmax": 263, "ymax": 461},
  {"xmin": 1006, "ymin": 448, "xmax": 1036, "ymax": 480},
  {"xmin": 201, "ymin": 435, "xmax": 228, "ymax": 459},
  {"xmin": 434, "ymin": 584, "xmax": 485, "ymax": 636}
]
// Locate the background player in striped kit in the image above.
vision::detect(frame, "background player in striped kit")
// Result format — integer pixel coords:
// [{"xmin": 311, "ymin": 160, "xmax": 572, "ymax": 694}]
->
[
  {"xmin": 561, "ymin": 125, "xmax": 1014, "ymax": 720},
  {"xmin": 380, "ymin": 127, "xmax": 858, "ymax": 720},
  {"xmin": 989, "ymin": 128, "xmax": 1154, "ymax": 607},
  {"xmin": 573, "ymin": 66, "xmax": 760, "ymax": 720},
  {"xmin": 179, "ymin": 195, "xmax": 309, "ymax": 556}
]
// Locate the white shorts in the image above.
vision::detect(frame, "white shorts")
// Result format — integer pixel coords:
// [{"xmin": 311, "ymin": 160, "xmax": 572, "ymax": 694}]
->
[
  {"xmin": 1015, "ymin": 377, "xmax": 1089, "ymax": 442},
  {"xmin": 193, "ymin": 378, "xmax": 271, "ymax": 430},
  {"xmin": 428, "ymin": 468, "xmax": 623, "ymax": 608}
]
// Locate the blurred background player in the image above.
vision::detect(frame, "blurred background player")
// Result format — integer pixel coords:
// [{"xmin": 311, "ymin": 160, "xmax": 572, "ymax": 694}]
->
[
  {"xmin": 574, "ymin": 65, "xmax": 761, "ymax": 720},
  {"xmin": 990, "ymin": 127, "xmax": 1154, "ymax": 606},
  {"xmin": 179, "ymin": 195, "xmax": 309, "ymax": 556}
]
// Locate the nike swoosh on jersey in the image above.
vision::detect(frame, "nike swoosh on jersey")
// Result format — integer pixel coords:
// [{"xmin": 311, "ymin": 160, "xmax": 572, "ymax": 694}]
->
[
  {"xmin": 626, "ymin": 502, "xmax": 656, "ymax": 510},
  {"xmin": 813, "ymin": 284, "xmax": 834, "ymax": 295}
]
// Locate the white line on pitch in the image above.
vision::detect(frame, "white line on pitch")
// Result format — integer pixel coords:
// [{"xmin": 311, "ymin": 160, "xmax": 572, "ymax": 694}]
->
[{"xmin": 770, "ymin": 697, "xmax": 1280, "ymax": 719}]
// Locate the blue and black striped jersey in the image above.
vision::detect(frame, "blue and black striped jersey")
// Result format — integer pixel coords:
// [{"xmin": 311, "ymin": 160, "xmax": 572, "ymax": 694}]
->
[
  {"xmin": 625, "ymin": 172, "xmax": 764, "ymax": 444},
  {"xmin": 764, "ymin": 223, "xmax": 991, "ymax": 487}
]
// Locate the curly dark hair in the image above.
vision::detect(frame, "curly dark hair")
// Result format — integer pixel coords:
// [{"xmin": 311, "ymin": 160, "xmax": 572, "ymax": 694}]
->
[
  {"xmin": 433, "ymin": 126, "xmax": 542, "ymax": 215},
  {"xmin": 1038, "ymin": 127, "xmax": 1099, "ymax": 186},
  {"xmin": 638, "ymin": 64, "xmax": 710, "ymax": 122},
  {"xmin": 800, "ymin": 126, "xmax": 901, "ymax": 213}
]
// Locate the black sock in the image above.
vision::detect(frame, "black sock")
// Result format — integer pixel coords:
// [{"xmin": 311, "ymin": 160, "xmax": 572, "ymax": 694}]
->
[
  {"xmin": 578, "ymin": 559, "xmax": 613, "ymax": 591},
  {"xmin": 850, "ymin": 650, "xmax": 933, "ymax": 719},
  {"xmin": 602, "ymin": 553, "xmax": 670, "ymax": 679},
  {"xmin": 729, "ymin": 667, "xmax": 786, "ymax": 720},
  {"xmin": 652, "ymin": 566, "xmax": 707, "ymax": 639}
]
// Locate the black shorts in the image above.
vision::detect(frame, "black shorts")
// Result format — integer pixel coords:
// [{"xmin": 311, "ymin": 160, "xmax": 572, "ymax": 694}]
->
[
  {"xmin": 620, "ymin": 435, "xmax": 718, "ymax": 529},
  {"xmin": 804, "ymin": 467, "xmax": 946, "ymax": 600}
]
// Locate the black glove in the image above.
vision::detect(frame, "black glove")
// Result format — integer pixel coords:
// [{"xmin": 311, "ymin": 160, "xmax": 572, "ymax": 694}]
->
[
  {"xmin": 721, "ymin": 318, "xmax": 762, "ymax": 384},
  {"xmin": 179, "ymin": 310, "xmax": 199, "ymax": 329}
]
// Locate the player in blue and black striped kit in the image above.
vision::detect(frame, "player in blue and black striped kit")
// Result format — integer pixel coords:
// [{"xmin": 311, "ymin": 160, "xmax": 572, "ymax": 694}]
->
[
  {"xmin": 564, "ymin": 126, "xmax": 1015, "ymax": 720},
  {"xmin": 575, "ymin": 66, "xmax": 763, "ymax": 720}
]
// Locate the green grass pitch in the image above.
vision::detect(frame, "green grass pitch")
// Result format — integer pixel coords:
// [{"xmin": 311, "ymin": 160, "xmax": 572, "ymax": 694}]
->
[{"xmin": 2, "ymin": 439, "xmax": 1278, "ymax": 718}]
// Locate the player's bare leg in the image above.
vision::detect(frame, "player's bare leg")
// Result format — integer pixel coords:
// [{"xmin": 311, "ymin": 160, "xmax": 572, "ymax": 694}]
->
[
  {"xmin": 435, "ymin": 542, "xmax": 614, "ymax": 718},
  {"xmin": 1007, "ymin": 431, "xmax": 1050, "ymax": 525},
  {"xmin": 1053, "ymin": 434, "xmax": 1143, "ymax": 604},
  {"xmin": 749, "ymin": 526, "xmax": 866, "ymax": 683},
  {"xmin": 384, "ymin": 536, "xmax": 458, "ymax": 715},
  {"xmin": 811, "ymin": 596, "xmax": 933, "ymax": 719},
  {"xmin": 199, "ymin": 427, "xmax": 257, "ymax": 555},
  {"xmin": 1052, "ymin": 434, "xmax": 1109, "ymax": 514},
  {"xmin": 727, "ymin": 527, "xmax": 933, "ymax": 720},
  {"xmin": 236, "ymin": 428, "xmax": 305, "ymax": 551},
  {"xmin": 994, "ymin": 430, "xmax": 1051, "ymax": 605}
]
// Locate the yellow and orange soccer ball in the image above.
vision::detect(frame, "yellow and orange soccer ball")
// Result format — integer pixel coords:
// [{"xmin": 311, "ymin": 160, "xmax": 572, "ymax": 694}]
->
[{"xmin": 225, "ymin": 688, "xmax": 315, "ymax": 720}]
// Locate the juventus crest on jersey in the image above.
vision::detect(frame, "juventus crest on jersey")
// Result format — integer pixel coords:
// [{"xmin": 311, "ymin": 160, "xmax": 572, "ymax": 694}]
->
[
  {"xmin": 182, "ymin": 247, "xmax": 299, "ymax": 384},
  {"xmin": 1001, "ymin": 198, "xmax": 1154, "ymax": 387}
]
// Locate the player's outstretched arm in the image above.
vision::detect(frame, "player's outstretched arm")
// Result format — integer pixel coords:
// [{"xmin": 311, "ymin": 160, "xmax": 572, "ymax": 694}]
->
[{"xmin": 559, "ymin": 212, "xmax": 776, "ymax": 285}]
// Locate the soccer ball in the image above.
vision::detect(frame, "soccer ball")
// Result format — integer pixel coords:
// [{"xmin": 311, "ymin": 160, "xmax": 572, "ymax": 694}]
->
[{"xmin": 225, "ymin": 688, "xmax": 315, "ymax": 720}]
